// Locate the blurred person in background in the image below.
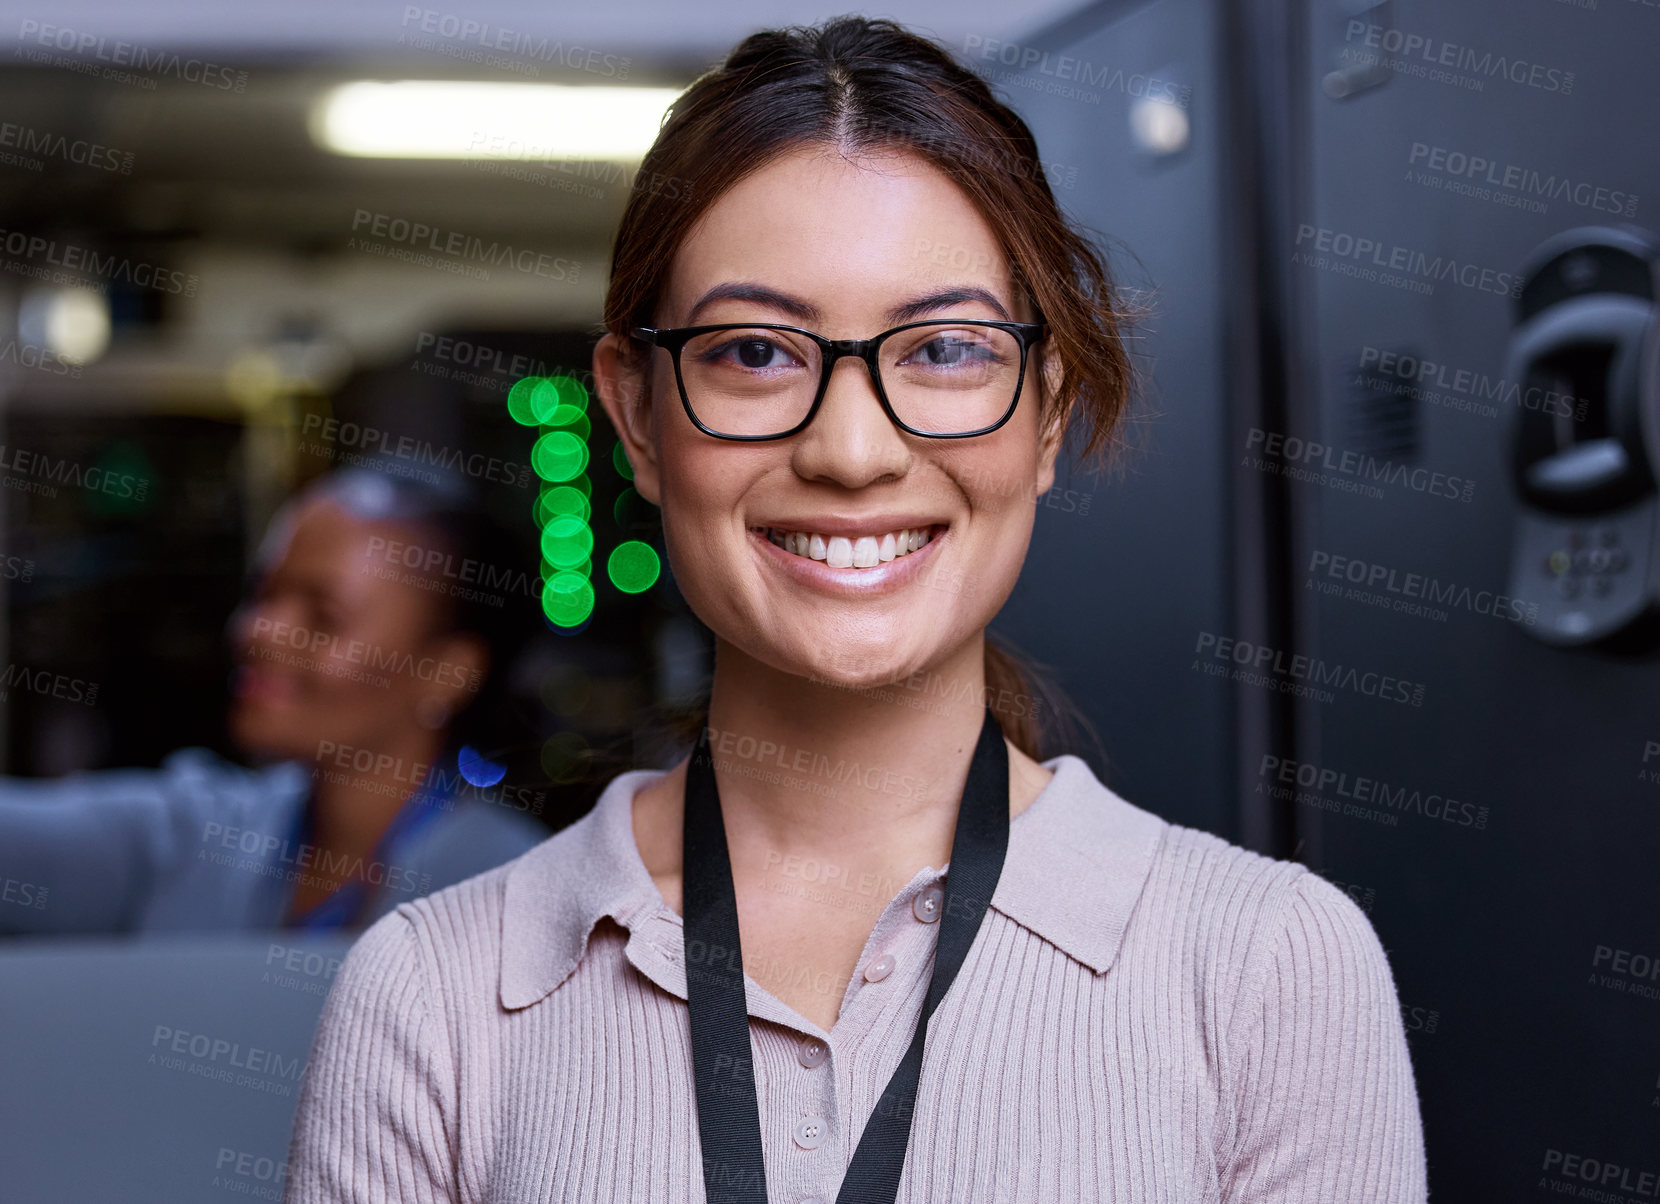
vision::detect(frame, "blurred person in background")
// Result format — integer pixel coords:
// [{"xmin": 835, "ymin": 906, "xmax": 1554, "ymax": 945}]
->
[{"xmin": 0, "ymin": 462, "xmax": 550, "ymax": 935}]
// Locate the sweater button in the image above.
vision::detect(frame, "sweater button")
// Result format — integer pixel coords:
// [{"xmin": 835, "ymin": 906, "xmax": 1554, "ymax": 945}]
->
[
  {"xmin": 793, "ymin": 1115, "xmax": 826, "ymax": 1150},
  {"xmin": 863, "ymin": 952, "xmax": 895, "ymax": 983},
  {"xmin": 798, "ymin": 1038, "xmax": 828, "ymax": 1068},
  {"xmin": 913, "ymin": 884, "xmax": 944, "ymax": 923}
]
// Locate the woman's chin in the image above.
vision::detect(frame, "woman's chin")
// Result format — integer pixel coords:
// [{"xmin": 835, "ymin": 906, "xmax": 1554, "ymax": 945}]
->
[
  {"xmin": 227, "ymin": 707, "xmax": 311, "ymax": 763},
  {"xmin": 787, "ymin": 646, "xmax": 928, "ymax": 693}
]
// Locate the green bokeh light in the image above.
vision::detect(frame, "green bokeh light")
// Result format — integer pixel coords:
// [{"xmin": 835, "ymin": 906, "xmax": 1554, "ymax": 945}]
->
[
  {"xmin": 87, "ymin": 441, "xmax": 157, "ymax": 516},
  {"xmin": 551, "ymin": 374, "xmax": 589, "ymax": 410},
  {"xmin": 547, "ymin": 409, "xmax": 591, "ymax": 441},
  {"xmin": 543, "ymin": 556, "xmax": 592, "ymax": 580},
  {"xmin": 612, "ymin": 486, "xmax": 636, "ymax": 528},
  {"xmin": 514, "ymin": 376, "xmax": 592, "ymax": 424},
  {"xmin": 507, "ymin": 377, "xmax": 540, "ymax": 425},
  {"xmin": 535, "ymin": 484, "xmax": 590, "ymax": 526},
  {"xmin": 527, "ymin": 378, "xmax": 564, "ymax": 424},
  {"xmin": 522, "ymin": 377, "xmax": 598, "ymax": 623},
  {"xmin": 611, "ymin": 440, "xmax": 634, "ymax": 480},
  {"xmin": 540, "ymin": 515, "xmax": 595, "ymax": 568},
  {"xmin": 541, "ymin": 571, "xmax": 595, "ymax": 627},
  {"xmin": 531, "ymin": 431, "xmax": 589, "ymax": 482},
  {"xmin": 607, "ymin": 541, "xmax": 661, "ymax": 594}
]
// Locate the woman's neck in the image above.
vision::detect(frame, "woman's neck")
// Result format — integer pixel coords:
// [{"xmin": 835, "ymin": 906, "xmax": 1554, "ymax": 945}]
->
[
  {"xmin": 633, "ymin": 636, "xmax": 1054, "ymax": 915},
  {"xmin": 710, "ymin": 635, "xmax": 992, "ymax": 869}
]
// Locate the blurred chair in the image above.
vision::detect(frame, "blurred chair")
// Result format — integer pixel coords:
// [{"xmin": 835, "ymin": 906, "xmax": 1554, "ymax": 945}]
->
[{"xmin": 0, "ymin": 933, "xmax": 355, "ymax": 1201}]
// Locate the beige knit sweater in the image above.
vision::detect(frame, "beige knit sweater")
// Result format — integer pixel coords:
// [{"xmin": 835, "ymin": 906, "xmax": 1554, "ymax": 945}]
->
[{"xmin": 285, "ymin": 753, "xmax": 1429, "ymax": 1202}]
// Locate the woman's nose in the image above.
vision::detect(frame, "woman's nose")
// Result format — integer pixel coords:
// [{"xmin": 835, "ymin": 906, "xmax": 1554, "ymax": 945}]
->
[
  {"xmin": 228, "ymin": 598, "xmax": 295, "ymax": 654},
  {"xmin": 789, "ymin": 356, "xmax": 912, "ymax": 485},
  {"xmin": 226, "ymin": 602, "xmax": 258, "ymax": 648}
]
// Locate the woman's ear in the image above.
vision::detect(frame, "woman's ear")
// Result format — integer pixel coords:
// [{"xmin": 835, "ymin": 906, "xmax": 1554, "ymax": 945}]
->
[
  {"xmin": 418, "ymin": 631, "xmax": 489, "ymax": 721},
  {"xmin": 1034, "ymin": 344, "xmax": 1067, "ymax": 496},
  {"xmin": 593, "ymin": 333, "xmax": 661, "ymax": 505}
]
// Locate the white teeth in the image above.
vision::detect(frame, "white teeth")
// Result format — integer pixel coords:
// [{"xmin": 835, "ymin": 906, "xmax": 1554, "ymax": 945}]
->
[{"xmin": 764, "ymin": 524, "xmax": 936, "ymax": 569}]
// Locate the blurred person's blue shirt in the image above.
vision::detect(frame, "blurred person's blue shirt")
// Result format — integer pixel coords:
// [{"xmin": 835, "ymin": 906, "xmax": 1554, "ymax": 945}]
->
[{"xmin": 0, "ymin": 748, "xmax": 547, "ymax": 934}]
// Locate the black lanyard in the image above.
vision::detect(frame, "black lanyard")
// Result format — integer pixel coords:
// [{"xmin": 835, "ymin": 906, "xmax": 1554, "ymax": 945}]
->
[{"xmin": 683, "ymin": 706, "xmax": 1010, "ymax": 1204}]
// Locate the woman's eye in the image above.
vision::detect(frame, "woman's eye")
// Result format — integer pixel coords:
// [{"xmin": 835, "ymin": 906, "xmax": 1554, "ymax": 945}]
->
[
  {"xmin": 707, "ymin": 337, "xmax": 796, "ymax": 370},
  {"xmin": 308, "ymin": 602, "xmax": 347, "ymax": 634},
  {"xmin": 736, "ymin": 340, "xmax": 781, "ymax": 368},
  {"xmin": 914, "ymin": 335, "xmax": 990, "ymax": 366}
]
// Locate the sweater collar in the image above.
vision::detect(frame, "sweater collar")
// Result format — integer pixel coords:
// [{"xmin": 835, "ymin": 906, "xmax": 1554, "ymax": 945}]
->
[{"xmin": 500, "ymin": 752, "xmax": 1166, "ymax": 1010}]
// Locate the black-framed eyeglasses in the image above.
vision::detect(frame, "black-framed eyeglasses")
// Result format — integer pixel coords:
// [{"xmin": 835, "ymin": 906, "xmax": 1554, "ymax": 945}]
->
[{"xmin": 630, "ymin": 318, "xmax": 1047, "ymax": 441}]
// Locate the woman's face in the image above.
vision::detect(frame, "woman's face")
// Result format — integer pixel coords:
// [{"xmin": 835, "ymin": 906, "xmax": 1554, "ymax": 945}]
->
[
  {"xmin": 598, "ymin": 146, "xmax": 1062, "ymax": 688},
  {"xmin": 225, "ymin": 498, "xmax": 486, "ymax": 762}
]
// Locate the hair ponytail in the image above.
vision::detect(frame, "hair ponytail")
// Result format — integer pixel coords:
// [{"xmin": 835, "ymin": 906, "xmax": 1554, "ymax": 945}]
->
[{"xmin": 982, "ymin": 633, "xmax": 1101, "ymax": 767}]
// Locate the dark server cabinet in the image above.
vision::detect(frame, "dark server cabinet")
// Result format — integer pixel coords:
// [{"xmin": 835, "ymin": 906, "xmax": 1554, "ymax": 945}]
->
[
  {"xmin": 1296, "ymin": 0, "xmax": 1660, "ymax": 1196},
  {"xmin": 997, "ymin": 0, "xmax": 1660, "ymax": 1197},
  {"xmin": 988, "ymin": 0, "xmax": 1242, "ymax": 840}
]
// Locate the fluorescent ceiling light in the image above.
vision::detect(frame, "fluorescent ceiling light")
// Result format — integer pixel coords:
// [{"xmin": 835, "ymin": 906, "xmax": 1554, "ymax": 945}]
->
[
  {"xmin": 20, "ymin": 286, "xmax": 111, "ymax": 365},
  {"xmin": 312, "ymin": 81, "xmax": 680, "ymax": 160}
]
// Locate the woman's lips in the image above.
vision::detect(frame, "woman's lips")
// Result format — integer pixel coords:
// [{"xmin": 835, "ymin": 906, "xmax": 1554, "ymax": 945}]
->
[{"xmin": 231, "ymin": 663, "xmax": 301, "ymax": 705}]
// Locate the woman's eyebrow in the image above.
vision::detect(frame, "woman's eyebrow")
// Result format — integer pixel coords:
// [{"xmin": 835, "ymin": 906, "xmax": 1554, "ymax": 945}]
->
[
  {"xmin": 684, "ymin": 283, "xmax": 1014, "ymax": 326},
  {"xmin": 687, "ymin": 283, "xmax": 820, "ymax": 325},
  {"xmin": 887, "ymin": 286, "xmax": 1012, "ymax": 323}
]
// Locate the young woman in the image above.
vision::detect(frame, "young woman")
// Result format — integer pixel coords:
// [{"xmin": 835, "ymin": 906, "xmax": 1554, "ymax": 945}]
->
[{"xmin": 286, "ymin": 17, "xmax": 1428, "ymax": 1202}]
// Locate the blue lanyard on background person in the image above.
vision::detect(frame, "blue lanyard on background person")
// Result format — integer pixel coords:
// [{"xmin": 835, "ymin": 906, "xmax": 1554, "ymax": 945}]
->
[
  {"xmin": 683, "ymin": 705, "xmax": 1011, "ymax": 1204},
  {"xmin": 285, "ymin": 759, "xmax": 458, "ymax": 931}
]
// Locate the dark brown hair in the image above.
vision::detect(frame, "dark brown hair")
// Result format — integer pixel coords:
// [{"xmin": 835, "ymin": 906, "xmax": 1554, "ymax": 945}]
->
[{"xmin": 603, "ymin": 16, "xmax": 1135, "ymax": 760}]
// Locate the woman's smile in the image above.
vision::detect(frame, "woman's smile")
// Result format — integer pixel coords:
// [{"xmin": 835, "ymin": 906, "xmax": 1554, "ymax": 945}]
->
[{"xmin": 747, "ymin": 519, "xmax": 949, "ymax": 596}]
